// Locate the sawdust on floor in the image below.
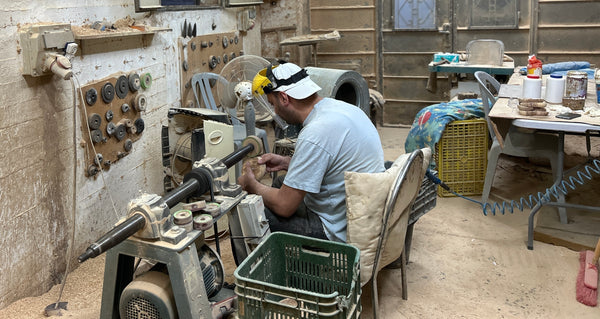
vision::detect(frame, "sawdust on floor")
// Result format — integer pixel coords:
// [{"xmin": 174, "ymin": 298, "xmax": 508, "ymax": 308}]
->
[{"xmin": 1, "ymin": 127, "xmax": 599, "ymax": 318}]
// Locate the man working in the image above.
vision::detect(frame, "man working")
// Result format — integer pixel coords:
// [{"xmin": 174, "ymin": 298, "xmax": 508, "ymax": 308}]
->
[{"xmin": 237, "ymin": 62, "xmax": 384, "ymax": 242}]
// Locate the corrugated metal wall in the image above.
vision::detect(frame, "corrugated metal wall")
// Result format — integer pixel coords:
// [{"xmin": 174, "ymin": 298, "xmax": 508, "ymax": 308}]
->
[{"xmin": 310, "ymin": 0, "xmax": 600, "ymax": 125}]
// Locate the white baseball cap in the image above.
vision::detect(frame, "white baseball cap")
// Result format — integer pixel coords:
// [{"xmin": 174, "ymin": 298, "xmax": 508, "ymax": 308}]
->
[{"xmin": 272, "ymin": 63, "xmax": 321, "ymax": 99}]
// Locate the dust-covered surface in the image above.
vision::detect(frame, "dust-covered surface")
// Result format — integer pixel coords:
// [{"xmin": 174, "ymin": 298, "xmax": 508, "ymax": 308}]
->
[{"xmin": 1, "ymin": 127, "xmax": 599, "ymax": 318}]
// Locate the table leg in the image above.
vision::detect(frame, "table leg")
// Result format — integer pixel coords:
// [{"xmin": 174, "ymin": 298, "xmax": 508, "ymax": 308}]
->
[
  {"xmin": 527, "ymin": 201, "xmax": 544, "ymax": 250},
  {"xmin": 557, "ymin": 132, "xmax": 567, "ymax": 223}
]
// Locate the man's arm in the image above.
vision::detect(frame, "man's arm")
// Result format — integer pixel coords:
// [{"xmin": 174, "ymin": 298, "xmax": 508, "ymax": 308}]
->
[
  {"xmin": 247, "ymin": 182, "xmax": 305, "ymax": 218},
  {"xmin": 238, "ymin": 165, "xmax": 305, "ymax": 218}
]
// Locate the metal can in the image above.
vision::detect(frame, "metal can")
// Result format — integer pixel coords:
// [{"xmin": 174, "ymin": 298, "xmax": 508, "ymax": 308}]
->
[{"xmin": 565, "ymin": 70, "xmax": 588, "ymax": 99}]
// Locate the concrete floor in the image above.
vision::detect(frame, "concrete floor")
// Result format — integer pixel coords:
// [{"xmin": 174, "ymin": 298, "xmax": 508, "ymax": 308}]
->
[{"xmin": 1, "ymin": 126, "xmax": 599, "ymax": 318}]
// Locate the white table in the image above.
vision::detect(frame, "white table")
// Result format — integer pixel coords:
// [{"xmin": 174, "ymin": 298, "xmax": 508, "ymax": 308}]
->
[{"xmin": 489, "ymin": 72, "xmax": 600, "ymax": 249}]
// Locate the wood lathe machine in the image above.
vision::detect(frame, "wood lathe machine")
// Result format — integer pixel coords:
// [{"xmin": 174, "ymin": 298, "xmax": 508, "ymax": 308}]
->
[{"xmin": 78, "ymin": 136, "xmax": 270, "ymax": 319}]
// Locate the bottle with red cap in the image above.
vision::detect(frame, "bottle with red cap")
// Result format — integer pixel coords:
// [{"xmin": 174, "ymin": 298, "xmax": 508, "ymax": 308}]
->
[{"xmin": 527, "ymin": 55, "xmax": 543, "ymax": 77}]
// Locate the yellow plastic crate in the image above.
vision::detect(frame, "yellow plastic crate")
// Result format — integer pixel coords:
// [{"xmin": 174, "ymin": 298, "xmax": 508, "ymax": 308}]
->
[{"xmin": 434, "ymin": 118, "xmax": 489, "ymax": 197}]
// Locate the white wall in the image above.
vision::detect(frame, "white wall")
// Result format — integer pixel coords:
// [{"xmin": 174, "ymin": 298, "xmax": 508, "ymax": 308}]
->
[{"xmin": 0, "ymin": 0, "xmax": 260, "ymax": 308}]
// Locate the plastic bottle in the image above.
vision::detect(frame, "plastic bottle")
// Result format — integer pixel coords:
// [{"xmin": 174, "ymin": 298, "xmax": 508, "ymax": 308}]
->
[
  {"xmin": 545, "ymin": 73, "xmax": 565, "ymax": 104},
  {"xmin": 522, "ymin": 75, "xmax": 542, "ymax": 99},
  {"xmin": 527, "ymin": 55, "xmax": 543, "ymax": 77}
]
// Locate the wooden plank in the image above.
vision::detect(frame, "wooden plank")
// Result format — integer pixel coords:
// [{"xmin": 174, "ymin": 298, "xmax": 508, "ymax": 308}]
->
[
  {"xmin": 534, "ymin": 208, "xmax": 600, "ymax": 251},
  {"xmin": 79, "ymin": 72, "xmax": 146, "ymax": 177},
  {"xmin": 317, "ymin": 30, "xmax": 374, "ymax": 53},
  {"xmin": 310, "ymin": 0, "xmax": 375, "ymax": 8},
  {"xmin": 311, "ymin": 9, "xmax": 374, "ymax": 30}
]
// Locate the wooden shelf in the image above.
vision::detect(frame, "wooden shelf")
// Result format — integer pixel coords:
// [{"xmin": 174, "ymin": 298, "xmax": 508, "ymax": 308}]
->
[{"xmin": 73, "ymin": 26, "xmax": 171, "ymax": 40}]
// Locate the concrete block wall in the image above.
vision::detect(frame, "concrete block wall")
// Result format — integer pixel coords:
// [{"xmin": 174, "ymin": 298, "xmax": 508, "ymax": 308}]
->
[{"xmin": 0, "ymin": 0, "xmax": 261, "ymax": 309}]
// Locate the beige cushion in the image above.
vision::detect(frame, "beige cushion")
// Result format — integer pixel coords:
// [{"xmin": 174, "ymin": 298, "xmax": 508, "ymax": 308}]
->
[{"xmin": 345, "ymin": 148, "xmax": 431, "ymax": 287}]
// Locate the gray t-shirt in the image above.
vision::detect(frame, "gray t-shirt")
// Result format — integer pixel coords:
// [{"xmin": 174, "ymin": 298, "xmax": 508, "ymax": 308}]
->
[{"xmin": 283, "ymin": 98, "xmax": 385, "ymax": 242}]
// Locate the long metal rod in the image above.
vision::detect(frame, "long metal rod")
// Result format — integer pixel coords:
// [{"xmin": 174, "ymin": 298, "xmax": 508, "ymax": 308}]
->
[
  {"xmin": 163, "ymin": 179, "xmax": 200, "ymax": 208},
  {"xmin": 78, "ymin": 214, "xmax": 146, "ymax": 262},
  {"xmin": 79, "ymin": 144, "xmax": 255, "ymax": 263},
  {"xmin": 222, "ymin": 144, "xmax": 254, "ymax": 168}
]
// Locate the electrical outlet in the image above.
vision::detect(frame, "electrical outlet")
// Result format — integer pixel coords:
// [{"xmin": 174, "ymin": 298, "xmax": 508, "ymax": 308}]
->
[
  {"xmin": 19, "ymin": 23, "xmax": 75, "ymax": 77},
  {"xmin": 237, "ymin": 7, "xmax": 256, "ymax": 32}
]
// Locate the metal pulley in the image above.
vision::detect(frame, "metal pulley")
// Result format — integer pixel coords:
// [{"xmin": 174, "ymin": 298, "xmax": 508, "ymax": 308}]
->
[
  {"xmin": 114, "ymin": 124, "xmax": 127, "ymax": 141},
  {"xmin": 115, "ymin": 75, "xmax": 129, "ymax": 99},
  {"xmin": 208, "ymin": 56, "xmax": 218, "ymax": 69},
  {"xmin": 134, "ymin": 118, "xmax": 145, "ymax": 134},
  {"xmin": 106, "ymin": 122, "xmax": 116, "ymax": 136},
  {"xmin": 101, "ymin": 82, "xmax": 115, "ymax": 104},
  {"xmin": 128, "ymin": 73, "xmax": 141, "ymax": 92},
  {"xmin": 91, "ymin": 130, "xmax": 104, "ymax": 143},
  {"xmin": 222, "ymin": 36, "xmax": 229, "ymax": 48},
  {"xmin": 85, "ymin": 88, "xmax": 98, "ymax": 106},
  {"xmin": 94, "ymin": 153, "xmax": 104, "ymax": 165},
  {"xmin": 87, "ymin": 164, "xmax": 99, "ymax": 176},
  {"xmin": 123, "ymin": 139, "xmax": 133, "ymax": 152},
  {"xmin": 87, "ymin": 113, "xmax": 102, "ymax": 130}
]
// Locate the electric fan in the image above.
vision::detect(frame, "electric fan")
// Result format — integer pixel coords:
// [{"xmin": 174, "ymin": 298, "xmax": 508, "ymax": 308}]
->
[{"xmin": 215, "ymin": 55, "xmax": 288, "ymax": 130}]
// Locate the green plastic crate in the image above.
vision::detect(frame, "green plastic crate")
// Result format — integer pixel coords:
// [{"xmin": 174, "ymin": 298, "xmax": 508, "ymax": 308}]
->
[
  {"xmin": 435, "ymin": 118, "xmax": 489, "ymax": 197},
  {"xmin": 234, "ymin": 232, "xmax": 361, "ymax": 319}
]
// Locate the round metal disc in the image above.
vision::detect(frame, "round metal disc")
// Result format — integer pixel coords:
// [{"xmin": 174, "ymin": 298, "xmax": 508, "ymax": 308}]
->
[
  {"xmin": 87, "ymin": 113, "xmax": 102, "ymax": 130},
  {"xmin": 101, "ymin": 82, "xmax": 115, "ymax": 103},
  {"xmin": 121, "ymin": 103, "xmax": 130, "ymax": 113},
  {"xmin": 134, "ymin": 118, "xmax": 145, "ymax": 134},
  {"xmin": 115, "ymin": 75, "xmax": 129, "ymax": 99},
  {"xmin": 105, "ymin": 110, "xmax": 114, "ymax": 122},
  {"xmin": 208, "ymin": 56, "xmax": 218, "ymax": 69},
  {"xmin": 222, "ymin": 36, "xmax": 229, "ymax": 48},
  {"xmin": 106, "ymin": 122, "xmax": 116, "ymax": 136},
  {"xmin": 123, "ymin": 139, "xmax": 133, "ymax": 152},
  {"xmin": 94, "ymin": 153, "xmax": 103, "ymax": 165},
  {"xmin": 91, "ymin": 130, "xmax": 104, "ymax": 143},
  {"xmin": 115, "ymin": 125, "xmax": 127, "ymax": 141},
  {"xmin": 140, "ymin": 73, "xmax": 152, "ymax": 89},
  {"xmin": 128, "ymin": 73, "xmax": 141, "ymax": 92},
  {"xmin": 87, "ymin": 165, "xmax": 99, "ymax": 176},
  {"xmin": 85, "ymin": 88, "xmax": 98, "ymax": 106}
]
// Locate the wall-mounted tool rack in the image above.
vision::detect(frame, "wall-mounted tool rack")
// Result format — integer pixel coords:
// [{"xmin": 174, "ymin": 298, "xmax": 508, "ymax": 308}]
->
[
  {"xmin": 179, "ymin": 31, "xmax": 243, "ymax": 108},
  {"xmin": 80, "ymin": 71, "xmax": 152, "ymax": 177}
]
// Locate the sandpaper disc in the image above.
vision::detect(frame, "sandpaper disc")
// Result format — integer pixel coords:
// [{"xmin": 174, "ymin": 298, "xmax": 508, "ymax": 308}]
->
[{"xmin": 242, "ymin": 135, "xmax": 263, "ymax": 157}]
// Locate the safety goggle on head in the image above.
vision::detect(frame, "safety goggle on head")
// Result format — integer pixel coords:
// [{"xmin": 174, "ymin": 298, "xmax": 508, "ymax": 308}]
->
[{"xmin": 252, "ymin": 64, "xmax": 309, "ymax": 96}]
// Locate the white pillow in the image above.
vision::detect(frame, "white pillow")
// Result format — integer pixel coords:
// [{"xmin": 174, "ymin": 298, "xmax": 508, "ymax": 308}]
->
[{"xmin": 345, "ymin": 148, "xmax": 431, "ymax": 287}]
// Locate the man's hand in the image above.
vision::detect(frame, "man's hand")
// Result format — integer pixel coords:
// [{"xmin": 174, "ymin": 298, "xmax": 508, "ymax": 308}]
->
[
  {"xmin": 236, "ymin": 158, "xmax": 305, "ymax": 218},
  {"xmin": 258, "ymin": 153, "xmax": 291, "ymax": 172},
  {"xmin": 237, "ymin": 162, "xmax": 257, "ymax": 192}
]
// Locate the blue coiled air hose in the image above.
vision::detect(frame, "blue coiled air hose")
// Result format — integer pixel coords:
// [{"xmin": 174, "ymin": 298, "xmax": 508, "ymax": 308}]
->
[{"xmin": 425, "ymin": 158, "xmax": 600, "ymax": 215}]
